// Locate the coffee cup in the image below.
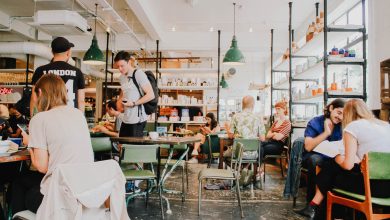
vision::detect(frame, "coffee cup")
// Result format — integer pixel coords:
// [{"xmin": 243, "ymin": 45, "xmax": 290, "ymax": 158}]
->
[{"xmin": 149, "ymin": 132, "xmax": 159, "ymax": 140}]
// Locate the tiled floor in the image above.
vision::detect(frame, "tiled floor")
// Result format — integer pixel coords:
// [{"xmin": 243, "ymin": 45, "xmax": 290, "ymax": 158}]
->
[{"xmin": 127, "ymin": 160, "xmax": 307, "ymax": 219}]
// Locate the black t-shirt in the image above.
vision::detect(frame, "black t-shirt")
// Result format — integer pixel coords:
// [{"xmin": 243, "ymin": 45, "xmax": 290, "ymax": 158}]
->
[
  {"xmin": 8, "ymin": 115, "xmax": 28, "ymax": 137},
  {"xmin": 32, "ymin": 61, "xmax": 85, "ymax": 108}
]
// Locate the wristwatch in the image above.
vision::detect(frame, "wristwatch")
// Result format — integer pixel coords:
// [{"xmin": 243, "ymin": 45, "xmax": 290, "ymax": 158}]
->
[{"xmin": 132, "ymin": 101, "xmax": 137, "ymax": 107}]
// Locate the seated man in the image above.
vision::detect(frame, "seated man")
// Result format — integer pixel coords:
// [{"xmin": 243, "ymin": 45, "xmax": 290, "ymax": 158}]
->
[
  {"xmin": 294, "ymin": 99, "xmax": 345, "ymax": 217},
  {"xmin": 225, "ymin": 95, "xmax": 266, "ymax": 187}
]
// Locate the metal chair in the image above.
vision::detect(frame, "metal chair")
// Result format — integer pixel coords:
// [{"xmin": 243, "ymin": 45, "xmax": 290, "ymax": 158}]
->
[
  {"xmin": 263, "ymin": 136, "xmax": 291, "ymax": 183},
  {"xmin": 91, "ymin": 137, "xmax": 112, "ymax": 160},
  {"xmin": 327, "ymin": 152, "xmax": 390, "ymax": 220},
  {"xmin": 198, "ymin": 142, "xmax": 245, "ymax": 218},
  {"xmin": 119, "ymin": 144, "xmax": 164, "ymax": 218},
  {"xmin": 205, "ymin": 134, "xmax": 220, "ymax": 168},
  {"xmin": 155, "ymin": 144, "xmax": 189, "ymax": 202}
]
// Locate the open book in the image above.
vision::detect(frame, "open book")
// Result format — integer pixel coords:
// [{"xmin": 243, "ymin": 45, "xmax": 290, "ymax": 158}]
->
[{"xmin": 313, "ymin": 140, "xmax": 344, "ymax": 158}]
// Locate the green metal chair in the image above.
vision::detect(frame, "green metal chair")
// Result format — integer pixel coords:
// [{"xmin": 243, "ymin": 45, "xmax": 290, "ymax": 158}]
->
[
  {"xmin": 119, "ymin": 144, "xmax": 164, "ymax": 218},
  {"xmin": 231, "ymin": 138, "xmax": 262, "ymax": 192},
  {"xmin": 91, "ymin": 137, "xmax": 112, "ymax": 160},
  {"xmin": 198, "ymin": 142, "xmax": 245, "ymax": 218},
  {"xmin": 155, "ymin": 144, "xmax": 189, "ymax": 202},
  {"xmin": 199, "ymin": 134, "xmax": 220, "ymax": 168},
  {"xmin": 327, "ymin": 152, "xmax": 390, "ymax": 220}
]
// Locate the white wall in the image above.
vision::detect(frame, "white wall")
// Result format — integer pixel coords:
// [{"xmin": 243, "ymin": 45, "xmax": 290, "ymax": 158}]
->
[{"xmin": 367, "ymin": 0, "xmax": 390, "ymax": 109}]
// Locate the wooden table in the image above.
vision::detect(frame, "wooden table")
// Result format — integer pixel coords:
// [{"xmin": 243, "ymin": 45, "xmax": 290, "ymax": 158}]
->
[
  {"xmin": 0, "ymin": 150, "xmax": 30, "ymax": 163},
  {"xmin": 111, "ymin": 136, "xmax": 200, "ymax": 146},
  {"xmin": 218, "ymin": 136, "xmax": 234, "ymax": 169}
]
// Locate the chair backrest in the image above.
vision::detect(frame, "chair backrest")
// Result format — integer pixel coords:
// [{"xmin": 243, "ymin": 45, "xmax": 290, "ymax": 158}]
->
[
  {"xmin": 233, "ymin": 138, "xmax": 260, "ymax": 151},
  {"xmin": 206, "ymin": 134, "xmax": 220, "ymax": 153},
  {"xmin": 121, "ymin": 144, "xmax": 159, "ymax": 164},
  {"xmin": 91, "ymin": 137, "xmax": 112, "ymax": 153},
  {"xmin": 367, "ymin": 152, "xmax": 390, "ymax": 180},
  {"xmin": 231, "ymin": 142, "xmax": 244, "ymax": 177}
]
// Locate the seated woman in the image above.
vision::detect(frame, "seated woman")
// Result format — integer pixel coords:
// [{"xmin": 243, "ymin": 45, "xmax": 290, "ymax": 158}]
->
[
  {"xmin": 188, "ymin": 112, "xmax": 220, "ymax": 164},
  {"xmin": 299, "ymin": 99, "xmax": 390, "ymax": 219},
  {"xmin": 11, "ymin": 74, "xmax": 94, "ymax": 215},
  {"xmin": 261, "ymin": 101, "xmax": 291, "ymax": 159}
]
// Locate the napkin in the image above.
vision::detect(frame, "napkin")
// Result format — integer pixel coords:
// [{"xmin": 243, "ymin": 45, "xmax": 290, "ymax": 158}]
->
[{"xmin": 7, "ymin": 141, "xmax": 18, "ymax": 153}]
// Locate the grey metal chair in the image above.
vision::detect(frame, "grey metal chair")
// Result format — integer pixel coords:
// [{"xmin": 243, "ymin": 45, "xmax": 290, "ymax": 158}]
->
[{"xmin": 198, "ymin": 142, "xmax": 245, "ymax": 218}]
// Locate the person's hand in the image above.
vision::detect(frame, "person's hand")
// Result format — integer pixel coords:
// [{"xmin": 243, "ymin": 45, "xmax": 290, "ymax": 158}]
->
[
  {"xmin": 121, "ymin": 100, "xmax": 135, "ymax": 108},
  {"xmin": 21, "ymin": 132, "xmax": 29, "ymax": 146},
  {"xmin": 335, "ymin": 154, "xmax": 345, "ymax": 165},
  {"xmin": 98, "ymin": 126, "xmax": 109, "ymax": 134},
  {"xmin": 107, "ymin": 107, "xmax": 120, "ymax": 117},
  {"xmin": 273, "ymin": 133, "xmax": 285, "ymax": 141},
  {"xmin": 324, "ymin": 119, "xmax": 334, "ymax": 136}
]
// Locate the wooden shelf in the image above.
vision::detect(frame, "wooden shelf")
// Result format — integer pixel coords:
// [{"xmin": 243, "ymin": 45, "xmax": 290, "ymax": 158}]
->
[
  {"xmin": 294, "ymin": 91, "xmax": 362, "ymax": 103},
  {"xmin": 0, "ymin": 84, "xmax": 31, "ymax": 88},
  {"xmin": 159, "ymin": 86, "xmax": 217, "ymax": 90},
  {"xmin": 158, "ymin": 68, "xmax": 217, "ymax": 74},
  {"xmin": 158, "ymin": 103, "xmax": 217, "ymax": 107},
  {"xmin": 0, "ymin": 69, "xmax": 33, "ymax": 73},
  {"xmin": 148, "ymin": 120, "xmax": 207, "ymax": 124}
]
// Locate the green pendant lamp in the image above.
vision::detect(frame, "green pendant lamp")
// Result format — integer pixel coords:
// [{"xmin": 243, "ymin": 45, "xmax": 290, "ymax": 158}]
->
[
  {"xmin": 83, "ymin": 4, "xmax": 105, "ymax": 65},
  {"xmin": 223, "ymin": 3, "xmax": 245, "ymax": 65},
  {"xmin": 220, "ymin": 74, "xmax": 228, "ymax": 88}
]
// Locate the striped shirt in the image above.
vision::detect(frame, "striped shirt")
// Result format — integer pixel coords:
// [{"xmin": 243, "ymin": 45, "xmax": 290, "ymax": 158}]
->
[{"xmin": 270, "ymin": 119, "xmax": 291, "ymax": 143}]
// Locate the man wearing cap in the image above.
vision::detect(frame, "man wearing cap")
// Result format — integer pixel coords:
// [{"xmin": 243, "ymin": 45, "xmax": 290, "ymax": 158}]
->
[
  {"xmin": 30, "ymin": 37, "xmax": 85, "ymax": 116},
  {"xmin": 108, "ymin": 51, "xmax": 154, "ymax": 137}
]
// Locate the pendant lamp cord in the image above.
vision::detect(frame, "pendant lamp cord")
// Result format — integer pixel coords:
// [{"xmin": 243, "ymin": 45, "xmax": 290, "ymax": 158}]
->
[
  {"xmin": 94, "ymin": 4, "xmax": 98, "ymax": 36},
  {"xmin": 233, "ymin": 2, "xmax": 236, "ymax": 36}
]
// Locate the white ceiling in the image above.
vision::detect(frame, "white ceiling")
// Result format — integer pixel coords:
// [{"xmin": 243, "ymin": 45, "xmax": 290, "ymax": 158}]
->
[{"xmin": 0, "ymin": 0, "xmax": 352, "ymax": 63}]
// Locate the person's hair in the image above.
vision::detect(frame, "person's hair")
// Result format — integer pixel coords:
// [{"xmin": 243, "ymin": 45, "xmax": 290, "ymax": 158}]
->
[
  {"xmin": 342, "ymin": 99, "xmax": 383, "ymax": 129},
  {"xmin": 205, "ymin": 112, "xmax": 218, "ymax": 130},
  {"xmin": 275, "ymin": 101, "xmax": 288, "ymax": 115},
  {"xmin": 324, "ymin": 98, "xmax": 345, "ymax": 118},
  {"xmin": 106, "ymin": 100, "xmax": 117, "ymax": 111},
  {"xmin": 242, "ymin": 96, "xmax": 254, "ymax": 110},
  {"xmin": 34, "ymin": 74, "xmax": 67, "ymax": 112},
  {"xmin": 114, "ymin": 51, "xmax": 136, "ymax": 67},
  {"xmin": 0, "ymin": 104, "xmax": 9, "ymax": 119}
]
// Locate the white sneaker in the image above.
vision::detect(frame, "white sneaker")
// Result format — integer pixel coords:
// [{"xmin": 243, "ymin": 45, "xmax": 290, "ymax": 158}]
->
[
  {"xmin": 188, "ymin": 157, "xmax": 198, "ymax": 164},
  {"xmin": 191, "ymin": 149, "xmax": 199, "ymax": 156}
]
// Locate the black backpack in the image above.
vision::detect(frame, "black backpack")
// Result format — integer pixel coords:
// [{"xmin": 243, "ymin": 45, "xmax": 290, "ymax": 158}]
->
[{"xmin": 132, "ymin": 70, "xmax": 159, "ymax": 115}]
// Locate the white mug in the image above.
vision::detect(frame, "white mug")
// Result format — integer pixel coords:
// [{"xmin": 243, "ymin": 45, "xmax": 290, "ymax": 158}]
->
[{"xmin": 149, "ymin": 132, "xmax": 159, "ymax": 140}]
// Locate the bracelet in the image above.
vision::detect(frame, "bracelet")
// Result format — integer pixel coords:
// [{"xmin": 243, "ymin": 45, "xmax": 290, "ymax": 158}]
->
[{"xmin": 132, "ymin": 101, "xmax": 137, "ymax": 107}]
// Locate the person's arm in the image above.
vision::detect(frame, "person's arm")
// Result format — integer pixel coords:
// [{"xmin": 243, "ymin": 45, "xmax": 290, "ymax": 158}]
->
[
  {"xmin": 30, "ymin": 85, "xmax": 37, "ymax": 117},
  {"xmin": 117, "ymin": 90, "xmax": 124, "ymax": 113},
  {"xmin": 211, "ymin": 125, "xmax": 221, "ymax": 133},
  {"xmin": 10, "ymin": 128, "xmax": 22, "ymax": 138},
  {"xmin": 97, "ymin": 125, "xmax": 119, "ymax": 137},
  {"xmin": 135, "ymin": 83, "xmax": 154, "ymax": 105},
  {"xmin": 77, "ymin": 89, "xmax": 85, "ymax": 113},
  {"xmin": 304, "ymin": 118, "xmax": 333, "ymax": 152},
  {"xmin": 336, "ymin": 131, "xmax": 358, "ymax": 170},
  {"xmin": 272, "ymin": 121, "xmax": 291, "ymax": 141},
  {"xmin": 29, "ymin": 148, "xmax": 49, "ymax": 174}
]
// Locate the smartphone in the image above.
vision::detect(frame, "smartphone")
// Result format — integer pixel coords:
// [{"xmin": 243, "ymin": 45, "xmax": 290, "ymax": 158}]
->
[
  {"xmin": 17, "ymin": 124, "xmax": 29, "ymax": 135},
  {"xmin": 122, "ymin": 99, "xmax": 128, "ymax": 103}
]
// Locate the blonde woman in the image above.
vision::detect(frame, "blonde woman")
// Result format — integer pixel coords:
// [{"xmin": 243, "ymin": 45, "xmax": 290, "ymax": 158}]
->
[
  {"xmin": 11, "ymin": 74, "xmax": 93, "ymax": 215},
  {"xmin": 298, "ymin": 99, "xmax": 390, "ymax": 219}
]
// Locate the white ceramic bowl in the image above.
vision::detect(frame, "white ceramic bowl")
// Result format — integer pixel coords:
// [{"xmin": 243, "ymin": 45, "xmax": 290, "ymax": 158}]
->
[{"xmin": 149, "ymin": 132, "xmax": 159, "ymax": 140}]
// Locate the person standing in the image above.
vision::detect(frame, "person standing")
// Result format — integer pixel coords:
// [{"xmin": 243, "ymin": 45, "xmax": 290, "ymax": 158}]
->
[
  {"xmin": 30, "ymin": 37, "xmax": 85, "ymax": 116},
  {"xmin": 108, "ymin": 51, "xmax": 155, "ymax": 137}
]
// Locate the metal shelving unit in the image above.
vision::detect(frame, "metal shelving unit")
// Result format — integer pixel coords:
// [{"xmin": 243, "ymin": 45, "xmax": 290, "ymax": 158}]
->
[
  {"xmin": 323, "ymin": 0, "xmax": 367, "ymax": 105},
  {"xmin": 275, "ymin": 1, "xmax": 367, "ymax": 129}
]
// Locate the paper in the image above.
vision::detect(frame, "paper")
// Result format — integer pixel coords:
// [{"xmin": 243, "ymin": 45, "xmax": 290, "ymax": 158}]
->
[{"xmin": 313, "ymin": 140, "xmax": 344, "ymax": 158}]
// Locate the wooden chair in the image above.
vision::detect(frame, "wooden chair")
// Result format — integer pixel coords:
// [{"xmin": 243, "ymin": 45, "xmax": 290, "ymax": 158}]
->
[{"xmin": 327, "ymin": 152, "xmax": 390, "ymax": 220}]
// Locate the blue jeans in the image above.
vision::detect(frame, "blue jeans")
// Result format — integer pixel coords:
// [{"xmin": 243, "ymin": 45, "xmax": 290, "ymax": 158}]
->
[{"xmin": 283, "ymin": 137, "xmax": 304, "ymax": 199}]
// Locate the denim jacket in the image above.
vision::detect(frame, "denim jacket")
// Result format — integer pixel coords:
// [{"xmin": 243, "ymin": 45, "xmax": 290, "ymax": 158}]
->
[{"xmin": 283, "ymin": 137, "xmax": 305, "ymax": 198}]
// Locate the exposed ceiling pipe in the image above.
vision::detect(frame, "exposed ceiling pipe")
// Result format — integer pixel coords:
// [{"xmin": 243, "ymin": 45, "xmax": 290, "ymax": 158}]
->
[{"xmin": 0, "ymin": 42, "xmax": 51, "ymax": 60}]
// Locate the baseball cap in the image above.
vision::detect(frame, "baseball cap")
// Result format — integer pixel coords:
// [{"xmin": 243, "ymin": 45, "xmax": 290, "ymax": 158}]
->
[{"xmin": 51, "ymin": 37, "xmax": 74, "ymax": 53}]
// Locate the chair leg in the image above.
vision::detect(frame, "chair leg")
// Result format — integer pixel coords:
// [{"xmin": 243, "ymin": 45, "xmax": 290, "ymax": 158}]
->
[
  {"xmin": 181, "ymin": 165, "xmax": 185, "ymax": 202},
  {"xmin": 280, "ymin": 158, "xmax": 284, "ymax": 177},
  {"xmin": 159, "ymin": 183, "xmax": 164, "ymax": 219},
  {"xmin": 186, "ymin": 162, "xmax": 189, "ymax": 190},
  {"xmin": 263, "ymin": 161, "xmax": 266, "ymax": 183},
  {"xmin": 198, "ymin": 179, "xmax": 202, "ymax": 216},
  {"xmin": 235, "ymin": 179, "xmax": 244, "ymax": 218},
  {"xmin": 145, "ymin": 180, "xmax": 149, "ymax": 208},
  {"xmin": 326, "ymin": 194, "xmax": 332, "ymax": 220}
]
